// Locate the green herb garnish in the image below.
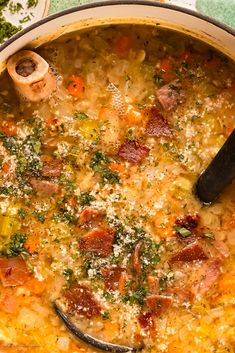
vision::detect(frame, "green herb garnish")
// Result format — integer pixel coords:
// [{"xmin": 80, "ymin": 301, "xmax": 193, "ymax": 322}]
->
[{"xmin": 174, "ymin": 225, "xmax": 191, "ymax": 237}]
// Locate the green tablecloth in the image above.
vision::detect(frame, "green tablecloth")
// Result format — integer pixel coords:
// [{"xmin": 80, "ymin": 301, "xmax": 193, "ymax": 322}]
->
[{"xmin": 49, "ymin": 0, "xmax": 235, "ymax": 28}]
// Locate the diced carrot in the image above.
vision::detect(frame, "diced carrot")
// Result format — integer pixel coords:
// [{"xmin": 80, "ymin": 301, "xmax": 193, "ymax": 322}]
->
[
  {"xmin": 125, "ymin": 108, "xmax": 143, "ymax": 125},
  {"xmin": 2, "ymin": 162, "xmax": 10, "ymax": 173},
  {"xmin": 205, "ymin": 57, "xmax": 221, "ymax": 70},
  {"xmin": 67, "ymin": 194, "xmax": 77, "ymax": 208},
  {"xmin": 159, "ymin": 57, "xmax": 174, "ymax": 82},
  {"xmin": 0, "ymin": 121, "xmax": 17, "ymax": 136},
  {"xmin": 26, "ymin": 277, "xmax": 46, "ymax": 295},
  {"xmin": 24, "ymin": 235, "xmax": 39, "ymax": 253},
  {"xmin": 157, "ymin": 215, "xmax": 175, "ymax": 238},
  {"xmin": 113, "ymin": 35, "xmax": 132, "ymax": 57},
  {"xmin": 110, "ymin": 163, "xmax": 126, "ymax": 174},
  {"xmin": 67, "ymin": 75, "xmax": 85, "ymax": 97},
  {"xmin": 218, "ymin": 273, "xmax": 235, "ymax": 294},
  {"xmin": 118, "ymin": 272, "xmax": 127, "ymax": 294}
]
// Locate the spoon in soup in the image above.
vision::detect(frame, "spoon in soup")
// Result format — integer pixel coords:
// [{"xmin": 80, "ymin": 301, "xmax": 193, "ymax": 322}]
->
[
  {"xmin": 196, "ymin": 129, "xmax": 235, "ymax": 203},
  {"xmin": 54, "ymin": 301, "xmax": 142, "ymax": 353}
]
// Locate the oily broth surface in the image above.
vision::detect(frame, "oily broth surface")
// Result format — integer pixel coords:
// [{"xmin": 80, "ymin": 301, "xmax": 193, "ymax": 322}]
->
[{"xmin": 0, "ymin": 25, "xmax": 234, "ymax": 353}]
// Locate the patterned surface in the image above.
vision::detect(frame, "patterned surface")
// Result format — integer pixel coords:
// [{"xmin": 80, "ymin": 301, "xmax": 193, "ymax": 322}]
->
[{"xmin": 49, "ymin": 0, "xmax": 235, "ymax": 28}]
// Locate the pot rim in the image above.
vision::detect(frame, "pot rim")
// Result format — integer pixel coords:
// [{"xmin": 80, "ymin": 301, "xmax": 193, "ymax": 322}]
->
[{"xmin": 0, "ymin": 0, "xmax": 234, "ymax": 54}]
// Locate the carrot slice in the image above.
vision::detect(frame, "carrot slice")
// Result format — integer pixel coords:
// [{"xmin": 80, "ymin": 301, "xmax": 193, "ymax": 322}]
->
[
  {"xmin": 67, "ymin": 75, "xmax": 85, "ymax": 97},
  {"xmin": 0, "ymin": 121, "xmax": 17, "ymax": 136},
  {"xmin": 26, "ymin": 277, "xmax": 46, "ymax": 295},
  {"xmin": 159, "ymin": 57, "xmax": 174, "ymax": 82},
  {"xmin": 2, "ymin": 162, "xmax": 10, "ymax": 173},
  {"xmin": 218, "ymin": 273, "xmax": 235, "ymax": 294},
  {"xmin": 110, "ymin": 163, "xmax": 126, "ymax": 174},
  {"xmin": 113, "ymin": 35, "xmax": 132, "ymax": 57},
  {"xmin": 24, "ymin": 234, "xmax": 39, "ymax": 253}
]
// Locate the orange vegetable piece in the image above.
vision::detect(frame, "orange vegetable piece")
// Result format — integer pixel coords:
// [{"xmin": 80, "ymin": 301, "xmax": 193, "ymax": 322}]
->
[
  {"xmin": 159, "ymin": 57, "xmax": 174, "ymax": 82},
  {"xmin": 2, "ymin": 162, "xmax": 10, "ymax": 173},
  {"xmin": 118, "ymin": 271, "xmax": 127, "ymax": 294},
  {"xmin": 110, "ymin": 163, "xmax": 126, "ymax": 174},
  {"xmin": 157, "ymin": 215, "xmax": 175, "ymax": 238},
  {"xmin": 67, "ymin": 194, "xmax": 77, "ymax": 208},
  {"xmin": 67, "ymin": 75, "xmax": 85, "ymax": 97},
  {"xmin": 0, "ymin": 120, "xmax": 17, "ymax": 136},
  {"xmin": 113, "ymin": 35, "xmax": 132, "ymax": 57},
  {"xmin": 218, "ymin": 273, "xmax": 235, "ymax": 294},
  {"xmin": 24, "ymin": 235, "xmax": 40, "ymax": 253},
  {"xmin": 26, "ymin": 277, "xmax": 46, "ymax": 295}
]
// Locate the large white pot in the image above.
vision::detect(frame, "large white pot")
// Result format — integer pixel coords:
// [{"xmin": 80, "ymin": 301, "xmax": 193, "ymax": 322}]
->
[{"xmin": 0, "ymin": 0, "xmax": 235, "ymax": 73}]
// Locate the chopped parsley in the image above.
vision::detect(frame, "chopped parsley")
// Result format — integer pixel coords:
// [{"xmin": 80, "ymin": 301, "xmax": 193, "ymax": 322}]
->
[
  {"xmin": 123, "ymin": 284, "xmax": 148, "ymax": 305},
  {"xmin": 100, "ymin": 170, "xmax": 120, "ymax": 185},
  {"xmin": 90, "ymin": 150, "xmax": 109, "ymax": 172},
  {"xmin": 9, "ymin": 1, "xmax": 23, "ymax": 14},
  {"xmin": 204, "ymin": 232, "xmax": 215, "ymax": 240},
  {"xmin": 0, "ymin": 233, "xmax": 28, "ymax": 257},
  {"xmin": 74, "ymin": 111, "xmax": 89, "ymax": 120},
  {"xmin": 27, "ymin": 0, "xmax": 38, "ymax": 8},
  {"xmin": 33, "ymin": 211, "xmax": 45, "ymax": 224},
  {"xmin": 79, "ymin": 192, "xmax": 95, "ymax": 206},
  {"xmin": 0, "ymin": 17, "xmax": 21, "ymax": 44},
  {"xmin": 19, "ymin": 15, "xmax": 31, "ymax": 24},
  {"xmin": 17, "ymin": 208, "xmax": 27, "ymax": 220},
  {"xmin": 101, "ymin": 311, "xmax": 110, "ymax": 320}
]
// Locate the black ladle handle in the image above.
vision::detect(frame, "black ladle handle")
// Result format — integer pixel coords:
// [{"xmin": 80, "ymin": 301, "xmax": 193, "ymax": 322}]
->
[
  {"xmin": 54, "ymin": 301, "xmax": 142, "ymax": 352},
  {"xmin": 196, "ymin": 129, "xmax": 235, "ymax": 203}
]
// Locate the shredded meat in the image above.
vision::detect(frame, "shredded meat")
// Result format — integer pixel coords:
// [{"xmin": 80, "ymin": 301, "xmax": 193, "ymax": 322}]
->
[
  {"xmin": 145, "ymin": 107, "xmax": 172, "ymax": 137},
  {"xmin": 170, "ymin": 242, "xmax": 208, "ymax": 263},
  {"xmin": 118, "ymin": 140, "xmax": 150, "ymax": 163},
  {"xmin": 65, "ymin": 284, "xmax": 101, "ymax": 318},
  {"xmin": 79, "ymin": 227, "xmax": 115, "ymax": 257}
]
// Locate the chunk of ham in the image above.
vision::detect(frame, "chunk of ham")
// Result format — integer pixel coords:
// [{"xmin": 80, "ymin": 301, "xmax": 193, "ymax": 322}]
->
[
  {"xmin": 79, "ymin": 227, "xmax": 115, "ymax": 257},
  {"xmin": 118, "ymin": 140, "xmax": 150, "ymax": 163},
  {"xmin": 0, "ymin": 257, "xmax": 30, "ymax": 287},
  {"xmin": 156, "ymin": 80, "xmax": 185, "ymax": 111},
  {"xmin": 41, "ymin": 159, "xmax": 63, "ymax": 177},
  {"xmin": 145, "ymin": 295, "xmax": 172, "ymax": 316},
  {"xmin": 145, "ymin": 107, "xmax": 172, "ymax": 137},
  {"xmin": 193, "ymin": 258, "xmax": 222, "ymax": 295},
  {"xmin": 170, "ymin": 242, "xmax": 208, "ymax": 263},
  {"xmin": 78, "ymin": 208, "xmax": 103, "ymax": 226},
  {"xmin": 64, "ymin": 284, "xmax": 101, "ymax": 318},
  {"xmin": 101, "ymin": 266, "xmax": 125, "ymax": 291},
  {"xmin": 30, "ymin": 178, "xmax": 60, "ymax": 195}
]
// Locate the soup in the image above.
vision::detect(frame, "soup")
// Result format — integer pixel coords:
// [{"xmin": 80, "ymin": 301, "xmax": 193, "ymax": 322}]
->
[{"xmin": 0, "ymin": 24, "xmax": 235, "ymax": 353}]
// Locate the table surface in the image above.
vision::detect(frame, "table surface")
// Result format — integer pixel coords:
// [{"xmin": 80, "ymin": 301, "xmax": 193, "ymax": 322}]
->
[{"xmin": 48, "ymin": 0, "xmax": 235, "ymax": 28}]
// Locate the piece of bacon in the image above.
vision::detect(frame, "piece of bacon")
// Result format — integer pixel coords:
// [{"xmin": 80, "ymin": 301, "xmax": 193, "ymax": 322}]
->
[
  {"xmin": 156, "ymin": 80, "xmax": 185, "ymax": 111},
  {"xmin": 175, "ymin": 214, "xmax": 200, "ymax": 230},
  {"xmin": 79, "ymin": 227, "xmax": 115, "ymax": 257},
  {"xmin": 138, "ymin": 312, "xmax": 155, "ymax": 331},
  {"xmin": 79, "ymin": 208, "xmax": 103, "ymax": 226},
  {"xmin": 145, "ymin": 295, "xmax": 172, "ymax": 316},
  {"xmin": 101, "ymin": 266, "xmax": 125, "ymax": 291},
  {"xmin": 30, "ymin": 178, "xmax": 60, "ymax": 195},
  {"xmin": 0, "ymin": 257, "xmax": 30, "ymax": 287},
  {"xmin": 118, "ymin": 140, "xmax": 150, "ymax": 163},
  {"xmin": 193, "ymin": 258, "xmax": 222, "ymax": 295},
  {"xmin": 41, "ymin": 159, "xmax": 63, "ymax": 177},
  {"xmin": 133, "ymin": 241, "xmax": 144, "ymax": 273},
  {"xmin": 145, "ymin": 107, "xmax": 172, "ymax": 137},
  {"xmin": 64, "ymin": 284, "xmax": 101, "ymax": 318},
  {"xmin": 170, "ymin": 242, "xmax": 208, "ymax": 264}
]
